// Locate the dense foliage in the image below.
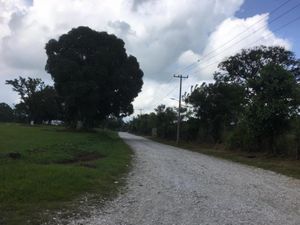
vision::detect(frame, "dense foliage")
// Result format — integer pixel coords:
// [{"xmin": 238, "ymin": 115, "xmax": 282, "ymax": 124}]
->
[
  {"xmin": 128, "ymin": 105, "xmax": 177, "ymax": 139},
  {"xmin": 45, "ymin": 26, "xmax": 143, "ymax": 128},
  {"xmin": 243, "ymin": 64, "xmax": 300, "ymax": 153},
  {"xmin": 187, "ymin": 82, "xmax": 244, "ymax": 143}
]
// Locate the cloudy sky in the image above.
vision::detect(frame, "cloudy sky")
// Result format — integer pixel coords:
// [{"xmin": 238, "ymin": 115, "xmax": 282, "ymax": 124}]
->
[{"xmin": 0, "ymin": 0, "xmax": 300, "ymax": 115}]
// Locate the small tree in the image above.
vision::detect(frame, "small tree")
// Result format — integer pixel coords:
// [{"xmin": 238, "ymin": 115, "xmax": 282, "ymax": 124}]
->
[
  {"xmin": 6, "ymin": 77, "xmax": 62, "ymax": 123},
  {"xmin": 154, "ymin": 105, "xmax": 177, "ymax": 139},
  {"xmin": 0, "ymin": 103, "xmax": 14, "ymax": 122},
  {"xmin": 6, "ymin": 77, "xmax": 45, "ymax": 123}
]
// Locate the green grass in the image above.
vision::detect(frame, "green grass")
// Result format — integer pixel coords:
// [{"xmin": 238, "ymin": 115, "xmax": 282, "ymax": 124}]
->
[
  {"xmin": 0, "ymin": 123, "xmax": 132, "ymax": 225},
  {"xmin": 151, "ymin": 137, "xmax": 300, "ymax": 179}
]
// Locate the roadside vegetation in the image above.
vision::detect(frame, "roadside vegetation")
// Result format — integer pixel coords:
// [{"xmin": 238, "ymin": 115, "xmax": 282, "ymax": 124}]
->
[
  {"xmin": 0, "ymin": 123, "xmax": 132, "ymax": 225},
  {"xmin": 152, "ymin": 137, "xmax": 300, "ymax": 179},
  {"xmin": 128, "ymin": 45, "xmax": 300, "ymax": 175}
]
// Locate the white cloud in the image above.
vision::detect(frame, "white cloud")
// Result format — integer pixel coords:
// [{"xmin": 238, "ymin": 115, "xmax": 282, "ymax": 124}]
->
[
  {"xmin": 177, "ymin": 50, "xmax": 199, "ymax": 66},
  {"xmin": 185, "ymin": 14, "xmax": 291, "ymax": 80},
  {"xmin": 133, "ymin": 78, "xmax": 179, "ymax": 113},
  {"xmin": 0, "ymin": 0, "xmax": 293, "ymax": 115},
  {"xmin": 0, "ymin": 0, "xmax": 28, "ymax": 47}
]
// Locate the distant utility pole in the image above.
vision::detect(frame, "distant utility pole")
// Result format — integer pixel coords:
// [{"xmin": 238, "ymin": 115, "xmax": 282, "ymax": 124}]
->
[
  {"xmin": 173, "ymin": 74, "xmax": 188, "ymax": 145},
  {"xmin": 137, "ymin": 108, "xmax": 144, "ymax": 115}
]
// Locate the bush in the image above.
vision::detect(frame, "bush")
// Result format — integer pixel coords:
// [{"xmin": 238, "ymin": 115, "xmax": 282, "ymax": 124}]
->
[
  {"xmin": 275, "ymin": 134, "xmax": 296, "ymax": 156},
  {"xmin": 292, "ymin": 118, "xmax": 300, "ymax": 159},
  {"xmin": 181, "ymin": 119, "xmax": 200, "ymax": 141},
  {"xmin": 226, "ymin": 124, "xmax": 259, "ymax": 152}
]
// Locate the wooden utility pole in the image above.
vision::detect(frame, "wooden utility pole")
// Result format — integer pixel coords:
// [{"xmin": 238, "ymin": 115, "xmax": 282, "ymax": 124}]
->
[
  {"xmin": 137, "ymin": 108, "xmax": 144, "ymax": 115},
  {"xmin": 173, "ymin": 74, "xmax": 188, "ymax": 145}
]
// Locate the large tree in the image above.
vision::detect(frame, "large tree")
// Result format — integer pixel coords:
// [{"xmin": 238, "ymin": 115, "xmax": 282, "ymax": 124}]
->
[
  {"xmin": 214, "ymin": 46, "xmax": 300, "ymax": 152},
  {"xmin": 45, "ymin": 26, "xmax": 143, "ymax": 128},
  {"xmin": 243, "ymin": 64, "xmax": 300, "ymax": 154}
]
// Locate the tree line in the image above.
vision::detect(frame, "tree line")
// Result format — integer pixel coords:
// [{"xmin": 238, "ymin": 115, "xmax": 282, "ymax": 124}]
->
[{"xmin": 128, "ymin": 46, "xmax": 300, "ymax": 158}]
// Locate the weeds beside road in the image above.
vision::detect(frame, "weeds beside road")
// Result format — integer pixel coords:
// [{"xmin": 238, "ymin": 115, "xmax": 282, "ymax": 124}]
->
[{"xmin": 151, "ymin": 137, "xmax": 300, "ymax": 180}]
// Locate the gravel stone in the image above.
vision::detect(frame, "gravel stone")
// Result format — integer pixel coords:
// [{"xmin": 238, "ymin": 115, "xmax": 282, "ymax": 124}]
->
[{"xmin": 66, "ymin": 132, "xmax": 300, "ymax": 225}]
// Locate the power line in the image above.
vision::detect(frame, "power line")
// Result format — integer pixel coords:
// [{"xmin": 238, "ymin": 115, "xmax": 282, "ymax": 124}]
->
[
  {"xmin": 196, "ymin": 0, "xmax": 293, "ymax": 63},
  {"xmin": 192, "ymin": 14, "xmax": 300, "ymax": 75},
  {"xmin": 174, "ymin": 59, "xmax": 200, "ymax": 75},
  {"xmin": 175, "ymin": 0, "xmax": 297, "ymax": 75},
  {"xmin": 197, "ymin": 0, "xmax": 300, "ymax": 66}
]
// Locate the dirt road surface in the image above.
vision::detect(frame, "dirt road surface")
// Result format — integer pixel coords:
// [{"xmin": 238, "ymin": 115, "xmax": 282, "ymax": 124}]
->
[{"xmin": 67, "ymin": 132, "xmax": 300, "ymax": 225}]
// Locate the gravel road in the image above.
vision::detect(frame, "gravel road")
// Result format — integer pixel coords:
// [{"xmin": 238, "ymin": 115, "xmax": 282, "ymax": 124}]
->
[{"xmin": 67, "ymin": 132, "xmax": 300, "ymax": 225}]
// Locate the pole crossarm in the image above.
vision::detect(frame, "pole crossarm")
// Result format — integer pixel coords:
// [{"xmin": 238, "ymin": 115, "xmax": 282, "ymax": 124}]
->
[{"xmin": 173, "ymin": 74, "xmax": 189, "ymax": 79}]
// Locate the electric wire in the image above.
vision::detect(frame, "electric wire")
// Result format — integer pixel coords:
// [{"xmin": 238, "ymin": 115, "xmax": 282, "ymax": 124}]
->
[
  {"xmin": 191, "ymin": 13, "xmax": 300, "ymax": 75},
  {"xmin": 175, "ymin": 0, "xmax": 297, "ymax": 75}
]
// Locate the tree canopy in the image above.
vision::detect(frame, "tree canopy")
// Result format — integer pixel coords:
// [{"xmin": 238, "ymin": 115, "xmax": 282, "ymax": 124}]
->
[
  {"xmin": 215, "ymin": 46, "xmax": 300, "ymax": 86},
  {"xmin": 45, "ymin": 26, "xmax": 143, "ymax": 128}
]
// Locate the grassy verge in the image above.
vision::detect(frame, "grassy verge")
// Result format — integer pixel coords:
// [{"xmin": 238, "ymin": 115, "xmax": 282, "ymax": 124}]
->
[
  {"xmin": 0, "ymin": 123, "xmax": 132, "ymax": 225},
  {"xmin": 151, "ymin": 137, "xmax": 300, "ymax": 179}
]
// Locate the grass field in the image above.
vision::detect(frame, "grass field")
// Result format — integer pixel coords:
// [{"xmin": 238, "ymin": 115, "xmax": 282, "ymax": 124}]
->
[
  {"xmin": 151, "ymin": 137, "xmax": 300, "ymax": 180},
  {"xmin": 0, "ymin": 123, "xmax": 132, "ymax": 225}
]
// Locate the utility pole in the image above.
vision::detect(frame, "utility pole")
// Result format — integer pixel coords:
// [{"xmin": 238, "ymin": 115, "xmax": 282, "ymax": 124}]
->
[
  {"xmin": 137, "ymin": 108, "xmax": 143, "ymax": 115},
  {"xmin": 173, "ymin": 74, "xmax": 188, "ymax": 145}
]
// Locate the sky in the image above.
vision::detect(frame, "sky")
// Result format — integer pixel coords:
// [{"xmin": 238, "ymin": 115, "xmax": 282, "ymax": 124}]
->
[{"xmin": 0, "ymin": 0, "xmax": 299, "ymax": 116}]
